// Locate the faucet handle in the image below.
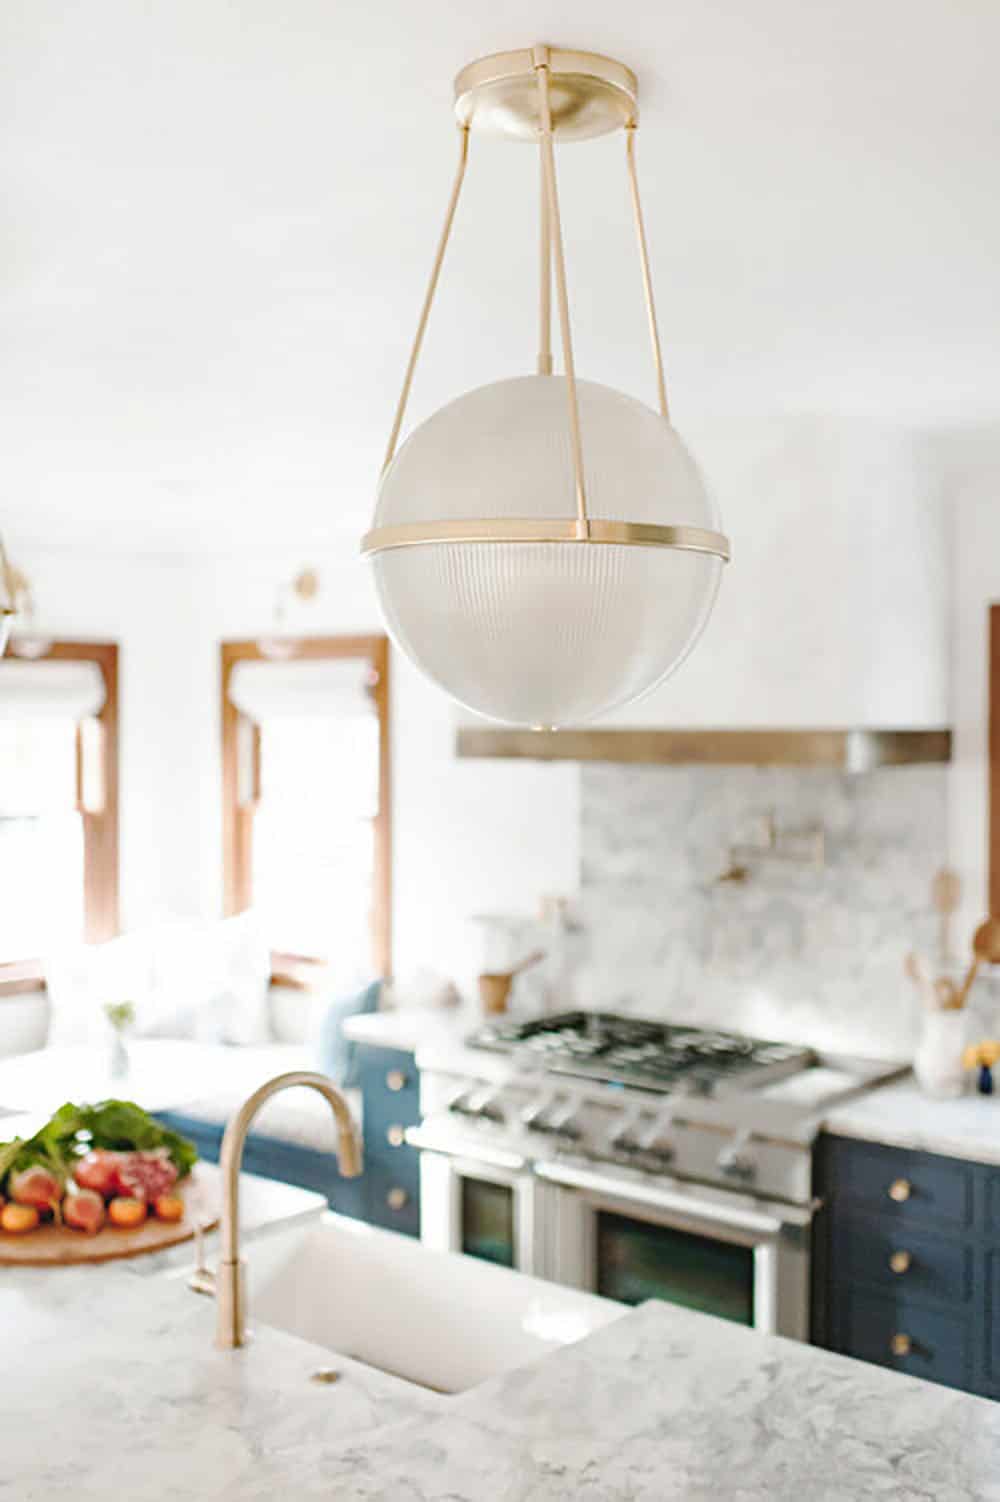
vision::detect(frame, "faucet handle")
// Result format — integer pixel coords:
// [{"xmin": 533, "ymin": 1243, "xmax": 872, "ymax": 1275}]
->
[
  {"xmin": 188, "ymin": 1263, "xmax": 217, "ymax": 1297},
  {"xmin": 187, "ymin": 1187, "xmax": 217, "ymax": 1296}
]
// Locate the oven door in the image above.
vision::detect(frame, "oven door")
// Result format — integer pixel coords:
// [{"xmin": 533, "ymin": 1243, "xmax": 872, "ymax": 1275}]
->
[
  {"xmin": 538, "ymin": 1160, "xmax": 812, "ymax": 1340},
  {"xmin": 407, "ymin": 1122, "xmax": 552, "ymax": 1277}
]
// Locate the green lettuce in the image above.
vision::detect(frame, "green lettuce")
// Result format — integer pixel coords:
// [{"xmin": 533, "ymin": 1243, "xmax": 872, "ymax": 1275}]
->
[
  {"xmin": 42, "ymin": 1099, "xmax": 198, "ymax": 1177},
  {"xmin": 0, "ymin": 1099, "xmax": 197, "ymax": 1192},
  {"xmin": 0, "ymin": 1133, "xmax": 69, "ymax": 1192}
]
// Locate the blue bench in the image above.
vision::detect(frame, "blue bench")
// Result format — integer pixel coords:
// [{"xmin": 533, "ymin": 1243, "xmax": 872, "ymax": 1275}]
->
[{"xmin": 154, "ymin": 1108, "xmax": 367, "ymax": 1218}]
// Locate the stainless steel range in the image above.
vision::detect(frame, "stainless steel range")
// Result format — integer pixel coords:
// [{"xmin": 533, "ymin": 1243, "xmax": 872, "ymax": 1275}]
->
[{"xmin": 409, "ymin": 1010, "xmax": 903, "ymax": 1340}]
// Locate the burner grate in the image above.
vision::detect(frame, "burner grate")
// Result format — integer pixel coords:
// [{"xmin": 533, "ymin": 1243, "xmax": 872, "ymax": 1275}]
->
[{"xmin": 467, "ymin": 1010, "xmax": 813, "ymax": 1094}]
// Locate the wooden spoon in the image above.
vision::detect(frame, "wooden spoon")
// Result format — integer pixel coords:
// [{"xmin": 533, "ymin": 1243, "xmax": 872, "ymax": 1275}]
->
[
  {"xmin": 953, "ymin": 917, "xmax": 1000, "ymax": 1008},
  {"xmin": 974, "ymin": 916, "xmax": 1000, "ymax": 963},
  {"xmin": 931, "ymin": 868, "xmax": 961, "ymax": 963},
  {"xmin": 934, "ymin": 976, "xmax": 961, "ymax": 1011}
]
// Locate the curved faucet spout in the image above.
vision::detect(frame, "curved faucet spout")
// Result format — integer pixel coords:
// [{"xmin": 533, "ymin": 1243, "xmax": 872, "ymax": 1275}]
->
[{"xmin": 215, "ymin": 1070, "xmax": 363, "ymax": 1349}]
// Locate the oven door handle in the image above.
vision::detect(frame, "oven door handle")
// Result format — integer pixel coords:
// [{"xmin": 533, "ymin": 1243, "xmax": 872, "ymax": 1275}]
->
[
  {"xmin": 405, "ymin": 1123, "xmax": 530, "ymax": 1174},
  {"xmin": 534, "ymin": 1160, "xmax": 814, "ymax": 1233}
]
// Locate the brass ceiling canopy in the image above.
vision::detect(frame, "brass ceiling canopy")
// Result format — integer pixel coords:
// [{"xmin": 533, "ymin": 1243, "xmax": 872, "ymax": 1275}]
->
[{"xmin": 453, "ymin": 47, "xmax": 638, "ymax": 142}]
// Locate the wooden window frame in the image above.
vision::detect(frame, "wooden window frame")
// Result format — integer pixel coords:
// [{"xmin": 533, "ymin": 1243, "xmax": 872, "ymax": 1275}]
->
[
  {"xmin": 0, "ymin": 639, "xmax": 120, "ymax": 996},
  {"xmin": 984, "ymin": 606, "xmax": 990, "ymax": 913},
  {"xmin": 220, "ymin": 635, "xmax": 392, "ymax": 980}
]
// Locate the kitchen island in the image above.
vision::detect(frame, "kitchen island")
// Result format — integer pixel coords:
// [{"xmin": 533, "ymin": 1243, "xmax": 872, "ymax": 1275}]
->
[{"xmin": 6, "ymin": 1233, "xmax": 1000, "ymax": 1501}]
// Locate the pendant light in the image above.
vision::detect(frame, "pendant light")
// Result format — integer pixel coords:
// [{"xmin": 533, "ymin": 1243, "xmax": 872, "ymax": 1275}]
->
[{"xmin": 362, "ymin": 45, "xmax": 730, "ymax": 728}]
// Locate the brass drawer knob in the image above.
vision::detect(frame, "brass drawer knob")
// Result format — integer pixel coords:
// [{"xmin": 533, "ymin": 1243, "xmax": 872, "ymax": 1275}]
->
[
  {"xmin": 888, "ymin": 1178, "xmax": 912, "ymax": 1203},
  {"xmin": 386, "ymin": 1124, "xmax": 406, "ymax": 1147},
  {"xmin": 889, "ymin": 1249, "xmax": 912, "ymax": 1275},
  {"xmin": 386, "ymin": 1069, "xmax": 408, "ymax": 1092},
  {"xmin": 890, "ymin": 1333, "xmax": 912, "ymax": 1357},
  {"xmin": 386, "ymin": 1187, "xmax": 409, "ymax": 1211}
]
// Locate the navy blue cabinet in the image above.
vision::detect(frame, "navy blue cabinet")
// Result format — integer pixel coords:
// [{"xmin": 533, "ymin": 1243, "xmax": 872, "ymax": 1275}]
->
[
  {"xmin": 814, "ymin": 1134, "xmax": 999, "ymax": 1399},
  {"xmin": 356, "ymin": 1043, "xmax": 421, "ymax": 1238}
]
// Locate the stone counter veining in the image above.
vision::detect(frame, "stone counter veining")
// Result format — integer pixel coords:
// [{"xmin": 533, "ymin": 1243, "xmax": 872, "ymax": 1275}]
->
[{"xmin": 6, "ymin": 1254, "xmax": 1000, "ymax": 1500}]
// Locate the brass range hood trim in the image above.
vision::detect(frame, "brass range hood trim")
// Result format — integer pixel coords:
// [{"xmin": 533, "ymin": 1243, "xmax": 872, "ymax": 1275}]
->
[{"xmin": 455, "ymin": 727, "xmax": 953, "ymax": 770}]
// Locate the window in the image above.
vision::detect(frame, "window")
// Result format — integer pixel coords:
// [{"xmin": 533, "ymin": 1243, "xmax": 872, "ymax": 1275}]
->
[
  {"xmin": 221, "ymin": 637, "xmax": 391, "ymax": 978},
  {"xmin": 0, "ymin": 642, "xmax": 119, "ymax": 993}
]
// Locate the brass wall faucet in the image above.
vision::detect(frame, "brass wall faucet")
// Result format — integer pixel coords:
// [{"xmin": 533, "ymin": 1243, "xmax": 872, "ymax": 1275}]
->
[{"xmin": 210, "ymin": 1071, "xmax": 363, "ymax": 1349}]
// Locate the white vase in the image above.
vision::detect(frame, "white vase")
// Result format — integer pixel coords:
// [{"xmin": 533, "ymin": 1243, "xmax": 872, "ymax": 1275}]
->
[
  {"xmin": 913, "ymin": 1009, "xmax": 966, "ymax": 1099},
  {"xmin": 109, "ymin": 1033, "xmax": 130, "ymax": 1081}
]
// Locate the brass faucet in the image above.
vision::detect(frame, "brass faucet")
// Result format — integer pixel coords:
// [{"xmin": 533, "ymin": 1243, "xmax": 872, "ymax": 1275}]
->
[{"xmin": 209, "ymin": 1071, "xmax": 363, "ymax": 1349}]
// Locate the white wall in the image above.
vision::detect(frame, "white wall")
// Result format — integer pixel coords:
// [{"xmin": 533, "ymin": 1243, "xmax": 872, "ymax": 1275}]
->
[
  {"xmin": 945, "ymin": 426, "xmax": 1000, "ymax": 947},
  {"xmin": 8, "ymin": 542, "xmax": 580, "ymax": 987}
]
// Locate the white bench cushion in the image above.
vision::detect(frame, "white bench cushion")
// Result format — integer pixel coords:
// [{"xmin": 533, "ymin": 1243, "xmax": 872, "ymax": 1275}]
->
[{"xmin": 170, "ymin": 1043, "xmax": 363, "ymax": 1152}]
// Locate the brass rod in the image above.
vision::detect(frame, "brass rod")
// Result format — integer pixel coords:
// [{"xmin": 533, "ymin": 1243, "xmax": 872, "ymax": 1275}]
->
[
  {"xmin": 534, "ymin": 49, "xmax": 589, "ymax": 533},
  {"xmin": 381, "ymin": 126, "xmax": 470, "ymax": 475},
  {"xmin": 361, "ymin": 517, "xmax": 730, "ymax": 560},
  {"xmin": 625, "ymin": 125, "xmax": 669, "ymax": 421},
  {"xmin": 538, "ymin": 145, "xmax": 553, "ymax": 374}
]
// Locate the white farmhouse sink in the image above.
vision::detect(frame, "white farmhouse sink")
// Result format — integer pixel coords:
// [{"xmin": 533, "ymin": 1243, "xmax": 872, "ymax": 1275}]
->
[{"xmin": 244, "ymin": 1211, "xmax": 625, "ymax": 1393}]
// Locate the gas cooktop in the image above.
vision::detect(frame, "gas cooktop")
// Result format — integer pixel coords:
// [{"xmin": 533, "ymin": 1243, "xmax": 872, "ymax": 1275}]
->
[{"xmin": 466, "ymin": 1010, "xmax": 814, "ymax": 1095}]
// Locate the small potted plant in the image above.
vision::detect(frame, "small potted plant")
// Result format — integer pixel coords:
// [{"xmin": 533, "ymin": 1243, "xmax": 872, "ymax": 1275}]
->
[{"xmin": 104, "ymin": 1001, "xmax": 136, "ymax": 1080}]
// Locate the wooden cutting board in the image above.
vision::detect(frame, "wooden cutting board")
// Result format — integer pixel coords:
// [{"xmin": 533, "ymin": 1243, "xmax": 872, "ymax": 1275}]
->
[{"xmin": 0, "ymin": 1175, "xmax": 218, "ymax": 1266}]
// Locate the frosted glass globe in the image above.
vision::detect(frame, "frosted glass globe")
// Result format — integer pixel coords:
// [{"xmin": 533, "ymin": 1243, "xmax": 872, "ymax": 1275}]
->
[{"xmin": 370, "ymin": 375, "xmax": 723, "ymax": 727}]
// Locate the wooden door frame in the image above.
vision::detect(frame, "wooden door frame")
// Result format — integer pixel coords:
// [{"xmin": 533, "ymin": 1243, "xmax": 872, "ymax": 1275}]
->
[
  {"xmin": 220, "ymin": 635, "xmax": 392, "ymax": 980},
  {"xmin": 0, "ymin": 639, "xmax": 119, "ymax": 996}
]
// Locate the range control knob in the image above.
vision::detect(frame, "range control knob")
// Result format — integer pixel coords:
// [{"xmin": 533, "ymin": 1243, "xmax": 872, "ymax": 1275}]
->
[
  {"xmin": 717, "ymin": 1129, "xmax": 757, "ymax": 1182},
  {"xmin": 608, "ymin": 1110, "xmax": 643, "ymax": 1155},
  {"xmin": 467, "ymin": 1089, "xmax": 505, "ymax": 1124},
  {"xmin": 519, "ymin": 1096, "xmax": 555, "ymax": 1131},
  {"xmin": 638, "ymin": 1113, "xmax": 675, "ymax": 1165},
  {"xmin": 447, "ymin": 1087, "xmax": 504, "ymax": 1123},
  {"xmin": 547, "ymin": 1096, "xmax": 583, "ymax": 1143}
]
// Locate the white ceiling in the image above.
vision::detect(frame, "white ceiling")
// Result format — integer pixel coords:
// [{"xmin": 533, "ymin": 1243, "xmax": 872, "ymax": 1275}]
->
[{"xmin": 2, "ymin": 0, "xmax": 999, "ymax": 553}]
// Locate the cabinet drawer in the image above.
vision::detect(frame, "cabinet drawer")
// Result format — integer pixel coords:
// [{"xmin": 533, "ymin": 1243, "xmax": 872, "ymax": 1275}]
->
[
  {"xmin": 364, "ymin": 1082, "xmax": 421, "ymax": 1150},
  {"xmin": 833, "ymin": 1218, "xmax": 972, "ymax": 1306},
  {"xmin": 985, "ymin": 1173, "xmax": 1000, "ymax": 1234},
  {"xmin": 836, "ymin": 1289, "xmax": 971, "ymax": 1391},
  {"xmin": 364, "ymin": 1157, "xmax": 421, "ymax": 1237},
  {"xmin": 358, "ymin": 1045, "xmax": 419, "ymax": 1112},
  {"xmin": 987, "ymin": 1251, "xmax": 1000, "ymax": 1385},
  {"xmin": 826, "ymin": 1138, "xmax": 973, "ymax": 1231}
]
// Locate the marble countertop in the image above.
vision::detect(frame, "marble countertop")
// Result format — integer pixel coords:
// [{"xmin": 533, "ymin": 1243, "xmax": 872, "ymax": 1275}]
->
[
  {"xmin": 3, "ymin": 1262, "xmax": 435, "ymax": 1501},
  {"xmin": 824, "ymin": 1074, "xmax": 1000, "ymax": 1165},
  {"xmin": 7, "ymin": 1260, "xmax": 1000, "ymax": 1501},
  {"xmin": 341, "ymin": 1004, "xmax": 473, "ymax": 1054},
  {"xmin": 321, "ymin": 1301, "xmax": 1000, "ymax": 1501}
]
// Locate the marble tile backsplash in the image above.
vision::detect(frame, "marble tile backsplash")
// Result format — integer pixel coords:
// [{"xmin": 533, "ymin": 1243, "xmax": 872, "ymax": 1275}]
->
[{"xmin": 570, "ymin": 763, "xmax": 974, "ymax": 1060}]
